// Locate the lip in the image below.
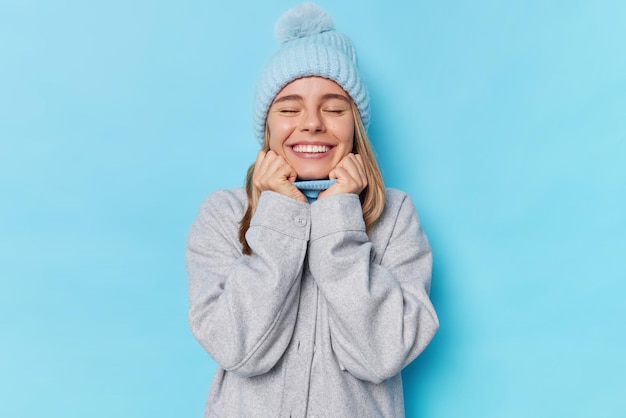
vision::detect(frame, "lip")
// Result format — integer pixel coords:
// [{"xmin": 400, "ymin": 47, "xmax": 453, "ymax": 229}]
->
[{"xmin": 287, "ymin": 142, "xmax": 335, "ymax": 159}]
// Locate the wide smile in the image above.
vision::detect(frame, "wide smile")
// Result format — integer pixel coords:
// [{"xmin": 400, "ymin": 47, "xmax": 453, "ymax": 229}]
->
[
  {"xmin": 291, "ymin": 144, "xmax": 332, "ymax": 153},
  {"xmin": 289, "ymin": 144, "xmax": 335, "ymax": 159}
]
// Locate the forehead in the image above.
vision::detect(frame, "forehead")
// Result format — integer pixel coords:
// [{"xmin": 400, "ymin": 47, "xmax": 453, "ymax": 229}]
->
[{"xmin": 274, "ymin": 76, "xmax": 349, "ymax": 101}]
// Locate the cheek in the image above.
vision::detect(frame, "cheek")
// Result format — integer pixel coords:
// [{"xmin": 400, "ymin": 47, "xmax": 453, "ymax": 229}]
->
[
  {"xmin": 333, "ymin": 121, "xmax": 355, "ymax": 150},
  {"xmin": 268, "ymin": 130, "xmax": 284, "ymax": 151},
  {"xmin": 266, "ymin": 118, "xmax": 293, "ymax": 150},
  {"xmin": 266, "ymin": 121, "xmax": 281, "ymax": 151},
  {"xmin": 267, "ymin": 132, "xmax": 292, "ymax": 159}
]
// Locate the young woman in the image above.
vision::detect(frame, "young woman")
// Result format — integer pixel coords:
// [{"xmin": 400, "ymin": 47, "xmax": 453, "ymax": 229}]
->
[{"xmin": 186, "ymin": 3, "xmax": 438, "ymax": 417}]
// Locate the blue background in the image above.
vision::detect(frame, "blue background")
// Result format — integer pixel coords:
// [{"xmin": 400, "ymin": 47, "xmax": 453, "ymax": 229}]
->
[{"xmin": 1, "ymin": 0, "xmax": 625, "ymax": 417}]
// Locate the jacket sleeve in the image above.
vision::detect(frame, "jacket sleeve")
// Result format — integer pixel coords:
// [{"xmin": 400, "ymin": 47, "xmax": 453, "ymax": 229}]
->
[
  {"xmin": 186, "ymin": 190, "xmax": 310, "ymax": 377},
  {"xmin": 307, "ymin": 191, "xmax": 438, "ymax": 384}
]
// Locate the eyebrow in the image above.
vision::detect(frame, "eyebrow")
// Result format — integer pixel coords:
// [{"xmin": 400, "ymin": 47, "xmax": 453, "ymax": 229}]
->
[{"xmin": 272, "ymin": 93, "xmax": 350, "ymax": 105}]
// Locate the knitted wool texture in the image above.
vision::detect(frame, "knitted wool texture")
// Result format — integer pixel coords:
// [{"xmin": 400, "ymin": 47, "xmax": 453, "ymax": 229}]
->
[
  {"xmin": 293, "ymin": 179, "xmax": 337, "ymax": 203},
  {"xmin": 253, "ymin": 3, "xmax": 369, "ymax": 142}
]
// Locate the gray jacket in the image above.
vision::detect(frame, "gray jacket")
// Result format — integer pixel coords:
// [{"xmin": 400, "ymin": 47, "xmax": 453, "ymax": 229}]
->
[{"xmin": 186, "ymin": 188, "xmax": 438, "ymax": 417}]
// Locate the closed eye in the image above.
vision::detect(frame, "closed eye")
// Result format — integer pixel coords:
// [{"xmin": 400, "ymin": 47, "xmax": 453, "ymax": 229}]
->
[
  {"xmin": 324, "ymin": 108, "xmax": 348, "ymax": 115},
  {"xmin": 279, "ymin": 109, "xmax": 299, "ymax": 114}
]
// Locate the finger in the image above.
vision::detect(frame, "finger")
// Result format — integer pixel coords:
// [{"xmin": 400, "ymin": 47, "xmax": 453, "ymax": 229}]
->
[
  {"xmin": 254, "ymin": 151, "xmax": 284, "ymax": 189},
  {"xmin": 255, "ymin": 150, "xmax": 267, "ymax": 165},
  {"xmin": 319, "ymin": 166, "xmax": 354, "ymax": 198},
  {"xmin": 268, "ymin": 151, "xmax": 298, "ymax": 182},
  {"xmin": 253, "ymin": 151, "xmax": 268, "ymax": 187},
  {"xmin": 352, "ymin": 154, "xmax": 367, "ymax": 184},
  {"xmin": 265, "ymin": 152, "xmax": 294, "ymax": 181},
  {"xmin": 343, "ymin": 154, "xmax": 367, "ymax": 188},
  {"xmin": 337, "ymin": 155, "xmax": 361, "ymax": 185},
  {"xmin": 254, "ymin": 152, "xmax": 303, "ymax": 201},
  {"xmin": 332, "ymin": 165, "xmax": 353, "ymax": 184},
  {"xmin": 254, "ymin": 151, "xmax": 267, "ymax": 175},
  {"xmin": 340, "ymin": 162, "xmax": 367, "ymax": 194}
]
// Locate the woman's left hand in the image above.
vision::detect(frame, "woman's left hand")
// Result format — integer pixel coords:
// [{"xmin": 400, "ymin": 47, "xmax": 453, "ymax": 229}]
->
[{"xmin": 318, "ymin": 153, "xmax": 368, "ymax": 199}]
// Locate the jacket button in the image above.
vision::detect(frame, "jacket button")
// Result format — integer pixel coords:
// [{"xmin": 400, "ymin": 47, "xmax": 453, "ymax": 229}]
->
[{"xmin": 294, "ymin": 215, "xmax": 307, "ymax": 226}]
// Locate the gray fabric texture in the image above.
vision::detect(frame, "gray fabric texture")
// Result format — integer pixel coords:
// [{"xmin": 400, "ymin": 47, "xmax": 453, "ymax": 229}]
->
[{"xmin": 186, "ymin": 188, "xmax": 438, "ymax": 418}]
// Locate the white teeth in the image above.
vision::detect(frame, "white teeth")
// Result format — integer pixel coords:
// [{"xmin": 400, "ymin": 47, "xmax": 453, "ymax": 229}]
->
[{"xmin": 292, "ymin": 144, "xmax": 330, "ymax": 153}]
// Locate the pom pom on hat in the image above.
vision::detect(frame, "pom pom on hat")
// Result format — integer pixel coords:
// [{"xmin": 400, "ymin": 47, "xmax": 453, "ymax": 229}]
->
[
  {"xmin": 253, "ymin": 3, "xmax": 370, "ymax": 142},
  {"xmin": 274, "ymin": 2, "xmax": 335, "ymax": 44}
]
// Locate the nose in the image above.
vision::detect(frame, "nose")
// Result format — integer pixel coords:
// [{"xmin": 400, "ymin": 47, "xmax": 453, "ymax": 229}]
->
[{"xmin": 300, "ymin": 110, "xmax": 325, "ymax": 133}]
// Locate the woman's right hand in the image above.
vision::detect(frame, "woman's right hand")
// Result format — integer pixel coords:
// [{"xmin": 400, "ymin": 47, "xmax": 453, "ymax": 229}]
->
[{"xmin": 253, "ymin": 150, "xmax": 306, "ymax": 203}]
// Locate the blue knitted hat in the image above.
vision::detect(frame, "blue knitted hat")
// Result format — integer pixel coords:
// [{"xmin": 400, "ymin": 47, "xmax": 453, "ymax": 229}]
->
[{"xmin": 253, "ymin": 3, "xmax": 369, "ymax": 142}]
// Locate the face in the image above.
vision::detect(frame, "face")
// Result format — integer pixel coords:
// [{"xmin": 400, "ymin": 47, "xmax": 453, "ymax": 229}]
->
[{"xmin": 266, "ymin": 76, "xmax": 355, "ymax": 180}]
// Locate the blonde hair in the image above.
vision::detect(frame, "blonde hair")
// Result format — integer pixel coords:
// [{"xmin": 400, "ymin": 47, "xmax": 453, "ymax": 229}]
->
[{"xmin": 239, "ymin": 102, "xmax": 385, "ymax": 254}]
